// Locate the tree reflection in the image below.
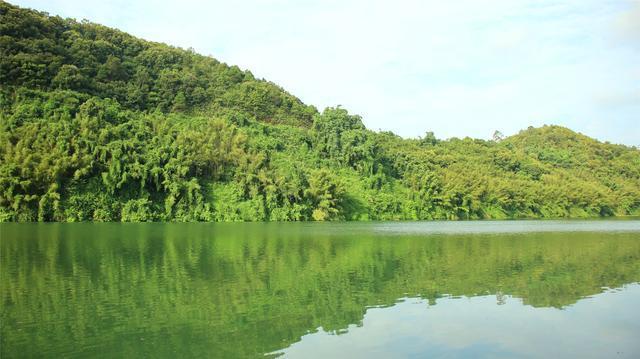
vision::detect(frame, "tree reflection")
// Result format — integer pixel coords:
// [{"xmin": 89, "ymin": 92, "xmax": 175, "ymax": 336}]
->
[{"xmin": 2, "ymin": 223, "xmax": 639, "ymax": 357}]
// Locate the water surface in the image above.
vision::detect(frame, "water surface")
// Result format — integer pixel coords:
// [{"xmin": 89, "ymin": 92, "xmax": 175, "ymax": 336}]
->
[{"xmin": 2, "ymin": 221, "xmax": 639, "ymax": 358}]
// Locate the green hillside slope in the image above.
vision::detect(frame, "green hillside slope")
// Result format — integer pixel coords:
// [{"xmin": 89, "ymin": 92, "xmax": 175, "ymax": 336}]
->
[{"xmin": 1, "ymin": 1, "xmax": 639, "ymax": 222}]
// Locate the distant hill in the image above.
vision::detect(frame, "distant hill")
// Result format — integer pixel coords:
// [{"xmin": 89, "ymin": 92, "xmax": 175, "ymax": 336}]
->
[{"xmin": 1, "ymin": 1, "xmax": 639, "ymax": 221}]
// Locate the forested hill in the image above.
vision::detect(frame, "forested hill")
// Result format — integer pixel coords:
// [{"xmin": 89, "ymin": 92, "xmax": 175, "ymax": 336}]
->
[{"xmin": 1, "ymin": 2, "xmax": 639, "ymax": 222}]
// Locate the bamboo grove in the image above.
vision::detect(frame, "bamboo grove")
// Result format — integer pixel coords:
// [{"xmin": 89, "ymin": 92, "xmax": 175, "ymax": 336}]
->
[{"xmin": 1, "ymin": 2, "xmax": 639, "ymax": 222}]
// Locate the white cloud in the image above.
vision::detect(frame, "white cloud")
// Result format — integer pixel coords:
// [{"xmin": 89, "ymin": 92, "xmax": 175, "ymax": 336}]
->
[
  {"xmin": 10, "ymin": 0, "xmax": 640, "ymax": 145},
  {"xmin": 615, "ymin": 0, "xmax": 640, "ymax": 42}
]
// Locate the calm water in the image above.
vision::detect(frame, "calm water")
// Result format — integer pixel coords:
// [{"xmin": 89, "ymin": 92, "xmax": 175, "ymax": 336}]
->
[{"xmin": 1, "ymin": 221, "xmax": 639, "ymax": 358}]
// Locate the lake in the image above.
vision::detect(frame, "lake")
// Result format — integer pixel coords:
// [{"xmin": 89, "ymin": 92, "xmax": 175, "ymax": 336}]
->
[{"xmin": 1, "ymin": 220, "xmax": 639, "ymax": 358}]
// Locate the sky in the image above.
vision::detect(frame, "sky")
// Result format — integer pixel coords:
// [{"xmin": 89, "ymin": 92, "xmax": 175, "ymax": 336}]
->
[{"xmin": 10, "ymin": 0, "xmax": 640, "ymax": 145}]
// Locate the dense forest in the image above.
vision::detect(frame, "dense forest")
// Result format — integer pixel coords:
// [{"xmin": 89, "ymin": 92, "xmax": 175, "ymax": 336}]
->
[{"xmin": 1, "ymin": 1, "xmax": 639, "ymax": 222}]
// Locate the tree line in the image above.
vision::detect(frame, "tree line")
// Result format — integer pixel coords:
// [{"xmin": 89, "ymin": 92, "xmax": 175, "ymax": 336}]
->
[{"xmin": 1, "ymin": 1, "xmax": 639, "ymax": 221}]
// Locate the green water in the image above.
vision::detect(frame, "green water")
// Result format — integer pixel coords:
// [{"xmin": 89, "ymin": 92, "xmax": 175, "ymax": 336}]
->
[{"xmin": 1, "ymin": 221, "xmax": 639, "ymax": 358}]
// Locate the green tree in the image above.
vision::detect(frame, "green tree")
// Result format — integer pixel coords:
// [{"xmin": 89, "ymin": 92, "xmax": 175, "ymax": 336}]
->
[{"xmin": 306, "ymin": 169, "xmax": 345, "ymax": 221}]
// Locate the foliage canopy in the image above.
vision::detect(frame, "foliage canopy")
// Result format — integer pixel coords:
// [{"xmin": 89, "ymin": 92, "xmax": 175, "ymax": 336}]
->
[{"xmin": 1, "ymin": 2, "xmax": 639, "ymax": 221}]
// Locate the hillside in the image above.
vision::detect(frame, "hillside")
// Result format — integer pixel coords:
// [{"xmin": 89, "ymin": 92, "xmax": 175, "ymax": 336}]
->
[{"xmin": 1, "ymin": 1, "xmax": 639, "ymax": 222}]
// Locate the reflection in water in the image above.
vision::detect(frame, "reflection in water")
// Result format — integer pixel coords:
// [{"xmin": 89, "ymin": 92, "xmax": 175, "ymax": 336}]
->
[
  {"xmin": 277, "ymin": 285, "xmax": 640, "ymax": 359},
  {"xmin": 1, "ymin": 222, "xmax": 639, "ymax": 358}
]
